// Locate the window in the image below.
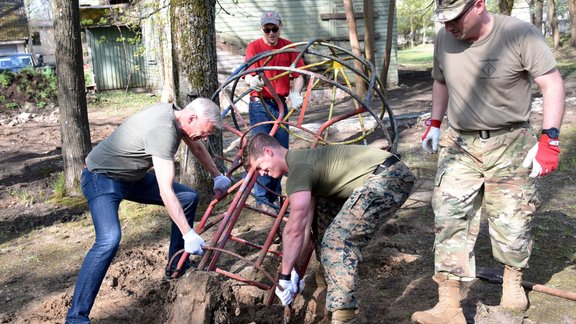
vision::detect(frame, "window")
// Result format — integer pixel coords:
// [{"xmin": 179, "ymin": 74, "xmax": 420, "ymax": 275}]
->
[{"xmin": 32, "ymin": 32, "xmax": 41, "ymax": 46}]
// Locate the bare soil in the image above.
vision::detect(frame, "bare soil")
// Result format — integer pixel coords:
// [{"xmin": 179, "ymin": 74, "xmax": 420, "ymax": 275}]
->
[{"xmin": 1, "ymin": 63, "xmax": 576, "ymax": 324}]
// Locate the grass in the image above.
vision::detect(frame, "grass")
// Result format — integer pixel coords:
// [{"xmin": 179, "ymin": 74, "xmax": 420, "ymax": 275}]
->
[
  {"xmin": 558, "ymin": 126, "xmax": 576, "ymax": 173},
  {"xmin": 397, "ymin": 45, "xmax": 434, "ymax": 69},
  {"xmin": 88, "ymin": 90, "xmax": 158, "ymax": 115}
]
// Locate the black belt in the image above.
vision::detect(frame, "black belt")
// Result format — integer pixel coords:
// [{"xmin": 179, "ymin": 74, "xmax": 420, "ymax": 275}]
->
[
  {"xmin": 250, "ymin": 96, "xmax": 285, "ymax": 103},
  {"xmin": 373, "ymin": 155, "xmax": 400, "ymax": 175},
  {"xmin": 455, "ymin": 122, "xmax": 529, "ymax": 139}
]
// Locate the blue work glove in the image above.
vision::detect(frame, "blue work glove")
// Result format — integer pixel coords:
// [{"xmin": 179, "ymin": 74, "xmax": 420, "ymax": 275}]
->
[
  {"xmin": 213, "ymin": 174, "xmax": 231, "ymax": 195},
  {"xmin": 183, "ymin": 229, "xmax": 206, "ymax": 255},
  {"xmin": 275, "ymin": 279, "xmax": 295, "ymax": 306}
]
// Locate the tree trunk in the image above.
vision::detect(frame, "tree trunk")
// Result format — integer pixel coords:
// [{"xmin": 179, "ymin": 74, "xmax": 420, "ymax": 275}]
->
[
  {"xmin": 363, "ymin": 0, "xmax": 376, "ymax": 65},
  {"xmin": 547, "ymin": 0, "xmax": 560, "ymax": 50},
  {"xmin": 171, "ymin": 0, "xmax": 223, "ymax": 196},
  {"xmin": 531, "ymin": 0, "xmax": 544, "ymax": 33},
  {"xmin": 52, "ymin": 0, "xmax": 91, "ymax": 196},
  {"xmin": 379, "ymin": 0, "xmax": 396, "ymax": 89},
  {"xmin": 343, "ymin": 0, "xmax": 367, "ymax": 96},
  {"xmin": 410, "ymin": 17, "xmax": 415, "ymax": 48},
  {"xmin": 498, "ymin": 0, "xmax": 515, "ymax": 15},
  {"xmin": 569, "ymin": 0, "xmax": 576, "ymax": 47}
]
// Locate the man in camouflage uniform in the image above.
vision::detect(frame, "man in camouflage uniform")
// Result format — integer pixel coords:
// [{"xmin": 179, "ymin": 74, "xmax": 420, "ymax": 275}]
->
[
  {"xmin": 247, "ymin": 133, "xmax": 415, "ymax": 323},
  {"xmin": 413, "ymin": 0, "xmax": 565, "ymax": 323}
]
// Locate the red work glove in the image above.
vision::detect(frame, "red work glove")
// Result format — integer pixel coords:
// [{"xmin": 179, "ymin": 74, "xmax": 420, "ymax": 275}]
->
[
  {"xmin": 522, "ymin": 134, "xmax": 560, "ymax": 178},
  {"xmin": 421, "ymin": 119, "xmax": 442, "ymax": 154}
]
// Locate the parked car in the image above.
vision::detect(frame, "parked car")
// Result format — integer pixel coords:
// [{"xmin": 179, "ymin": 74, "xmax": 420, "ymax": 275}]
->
[{"xmin": 0, "ymin": 53, "xmax": 44, "ymax": 73}]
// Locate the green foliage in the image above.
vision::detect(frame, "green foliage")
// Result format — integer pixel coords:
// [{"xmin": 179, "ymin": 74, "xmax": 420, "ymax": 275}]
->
[
  {"xmin": 0, "ymin": 72, "xmax": 11, "ymax": 87},
  {"xmin": 0, "ymin": 68, "xmax": 57, "ymax": 111},
  {"xmin": 397, "ymin": 0, "xmax": 434, "ymax": 48},
  {"xmin": 52, "ymin": 172, "xmax": 66, "ymax": 199},
  {"xmin": 80, "ymin": 18, "xmax": 94, "ymax": 26}
]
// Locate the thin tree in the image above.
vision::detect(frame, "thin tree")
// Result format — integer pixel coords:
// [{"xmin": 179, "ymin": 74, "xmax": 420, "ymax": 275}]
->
[
  {"xmin": 569, "ymin": 0, "xmax": 576, "ymax": 46},
  {"xmin": 170, "ymin": 0, "xmax": 223, "ymax": 195},
  {"xmin": 343, "ymin": 0, "xmax": 368, "ymax": 96},
  {"xmin": 380, "ymin": 0, "xmax": 396, "ymax": 88},
  {"xmin": 498, "ymin": 0, "xmax": 515, "ymax": 15},
  {"xmin": 531, "ymin": 0, "xmax": 544, "ymax": 33},
  {"xmin": 52, "ymin": 0, "xmax": 91, "ymax": 196},
  {"xmin": 363, "ymin": 0, "xmax": 376, "ymax": 65},
  {"xmin": 548, "ymin": 0, "xmax": 561, "ymax": 50}
]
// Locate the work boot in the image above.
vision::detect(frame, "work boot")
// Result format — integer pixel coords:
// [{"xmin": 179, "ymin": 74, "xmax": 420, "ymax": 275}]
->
[
  {"xmin": 331, "ymin": 309, "xmax": 357, "ymax": 324},
  {"xmin": 411, "ymin": 274, "xmax": 466, "ymax": 324},
  {"xmin": 500, "ymin": 265, "xmax": 529, "ymax": 311}
]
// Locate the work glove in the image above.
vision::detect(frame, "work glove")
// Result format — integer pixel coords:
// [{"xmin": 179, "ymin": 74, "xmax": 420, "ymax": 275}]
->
[
  {"xmin": 522, "ymin": 134, "xmax": 560, "ymax": 178},
  {"xmin": 422, "ymin": 119, "xmax": 442, "ymax": 154},
  {"xmin": 183, "ymin": 229, "xmax": 206, "ymax": 255},
  {"xmin": 213, "ymin": 174, "xmax": 232, "ymax": 195},
  {"xmin": 288, "ymin": 92, "xmax": 304, "ymax": 109},
  {"xmin": 275, "ymin": 279, "xmax": 295, "ymax": 306},
  {"xmin": 290, "ymin": 268, "xmax": 305, "ymax": 294},
  {"xmin": 249, "ymin": 75, "xmax": 264, "ymax": 92}
]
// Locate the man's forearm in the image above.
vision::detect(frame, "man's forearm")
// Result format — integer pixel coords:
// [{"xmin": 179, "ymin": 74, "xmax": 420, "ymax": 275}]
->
[
  {"xmin": 185, "ymin": 138, "xmax": 221, "ymax": 177},
  {"xmin": 431, "ymin": 80, "xmax": 449, "ymax": 120}
]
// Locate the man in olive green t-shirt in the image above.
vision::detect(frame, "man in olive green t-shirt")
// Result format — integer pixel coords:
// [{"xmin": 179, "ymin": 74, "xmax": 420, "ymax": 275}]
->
[{"xmin": 247, "ymin": 133, "xmax": 415, "ymax": 323}]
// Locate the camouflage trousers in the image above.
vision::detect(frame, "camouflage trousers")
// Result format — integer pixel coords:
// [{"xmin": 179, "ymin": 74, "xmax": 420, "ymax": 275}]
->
[
  {"xmin": 433, "ymin": 127, "xmax": 540, "ymax": 279},
  {"xmin": 313, "ymin": 162, "xmax": 415, "ymax": 311}
]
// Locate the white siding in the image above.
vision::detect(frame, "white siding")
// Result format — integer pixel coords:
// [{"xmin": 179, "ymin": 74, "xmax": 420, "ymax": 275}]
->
[{"xmin": 215, "ymin": 0, "xmax": 398, "ymax": 86}]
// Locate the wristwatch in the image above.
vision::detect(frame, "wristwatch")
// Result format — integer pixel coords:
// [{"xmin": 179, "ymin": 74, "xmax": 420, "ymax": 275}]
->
[{"xmin": 542, "ymin": 127, "xmax": 560, "ymax": 139}]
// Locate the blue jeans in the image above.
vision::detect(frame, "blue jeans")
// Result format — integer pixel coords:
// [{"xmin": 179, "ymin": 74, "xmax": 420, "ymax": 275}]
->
[
  {"xmin": 66, "ymin": 168, "xmax": 199, "ymax": 323},
  {"xmin": 249, "ymin": 98, "xmax": 289, "ymax": 205}
]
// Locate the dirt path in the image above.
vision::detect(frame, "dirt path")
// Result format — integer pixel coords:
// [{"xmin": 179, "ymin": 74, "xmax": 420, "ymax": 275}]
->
[{"xmin": 1, "ymin": 69, "xmax": 576, "ymax": 324}]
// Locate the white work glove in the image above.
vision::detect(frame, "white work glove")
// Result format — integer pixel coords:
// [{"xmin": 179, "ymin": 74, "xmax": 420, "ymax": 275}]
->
[
  {"xmin": 421, "ymin": 119, "xmax": 442, "ymax": 154},
  {"xmin": 290, "ymin": 268, "xmax": 305, "ymax": 294},
  {"xmin": 249, "ymin": 75, "xmax": 264, "ymax": 92},
  {"xmin": 288, "ymin": 92, "xmax": 304, "ymax": 109},
  {"xmin": 183, "ymin": 229, "xmax": 206, "ymax": 255},
  {"xmin": 213, "ymin": 174, "xmax": 231, "ymax": 195},
  {"xmin": 275, "ymin": 279, "xmax": 295, "ymax": 306}
]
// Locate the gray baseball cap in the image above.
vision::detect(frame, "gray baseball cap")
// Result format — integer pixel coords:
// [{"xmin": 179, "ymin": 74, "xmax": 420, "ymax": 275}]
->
[
  {"xmin": 431, "ymin": 0, "xmax": 475, "ymax": 22},
  {"xmin": 261, "ymin": 10, "xmax": 281, "ymax": 26}
]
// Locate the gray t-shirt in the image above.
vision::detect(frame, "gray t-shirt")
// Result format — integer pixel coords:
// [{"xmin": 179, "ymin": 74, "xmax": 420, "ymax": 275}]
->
[
  {"xmin": 285, "ymin": 145, "xmax": 392, "ymax": 198},
  {"xmin": 432, "ymin": 14, "xmax": 557, "ymax": 131},
  {"xmin": 86, "ymin": 103, "xmax": 182, "ymax": 182}
]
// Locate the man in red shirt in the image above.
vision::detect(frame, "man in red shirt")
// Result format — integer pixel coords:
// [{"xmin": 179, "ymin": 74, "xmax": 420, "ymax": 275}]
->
[{"xmin": 244, "ymin": 10, "xmax": 305, "ymax": 212}]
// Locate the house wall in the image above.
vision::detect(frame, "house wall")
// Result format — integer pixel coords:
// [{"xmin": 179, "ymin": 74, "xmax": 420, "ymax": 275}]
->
[
  {"xmin": 0, "ymin": 43, "xmax": 27, "ymax": 54},
  {"xmin": 26, "ymin": 0, "xmax": 55, "ymax": 64},
  {"xmin": 215, "ymin": 0, "xmax": 398, "ymax": 86}
]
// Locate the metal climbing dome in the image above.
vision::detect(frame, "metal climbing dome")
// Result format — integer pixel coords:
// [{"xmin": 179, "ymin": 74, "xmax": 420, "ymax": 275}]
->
[{"xmin": 171, "ymin": 38, "xmax": 398, "ymax": 312}]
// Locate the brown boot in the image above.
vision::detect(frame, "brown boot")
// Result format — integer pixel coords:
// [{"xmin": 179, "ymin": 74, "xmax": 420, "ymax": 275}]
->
[
  {"xmin": 500, "ymin": 265, "xmax": 528, "ymax": 311},
  {"xmin": 411, "ymin": 274, "xmax": 466, "ymax": 324},
  {"xmin": 331, "ymin": 309, "xmax": 357, "ymax": 324}
]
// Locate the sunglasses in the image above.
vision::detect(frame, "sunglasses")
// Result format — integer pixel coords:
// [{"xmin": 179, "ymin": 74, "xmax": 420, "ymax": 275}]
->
[{"xmin": 262, "ymin": 26, "xmax": 280, "ymax": 34}]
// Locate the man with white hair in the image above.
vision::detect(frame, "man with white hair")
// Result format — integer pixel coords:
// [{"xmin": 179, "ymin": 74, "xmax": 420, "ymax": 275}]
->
[{"xmin": 66, "ymin": 98, "xmax": 231, "ymax": 323}]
